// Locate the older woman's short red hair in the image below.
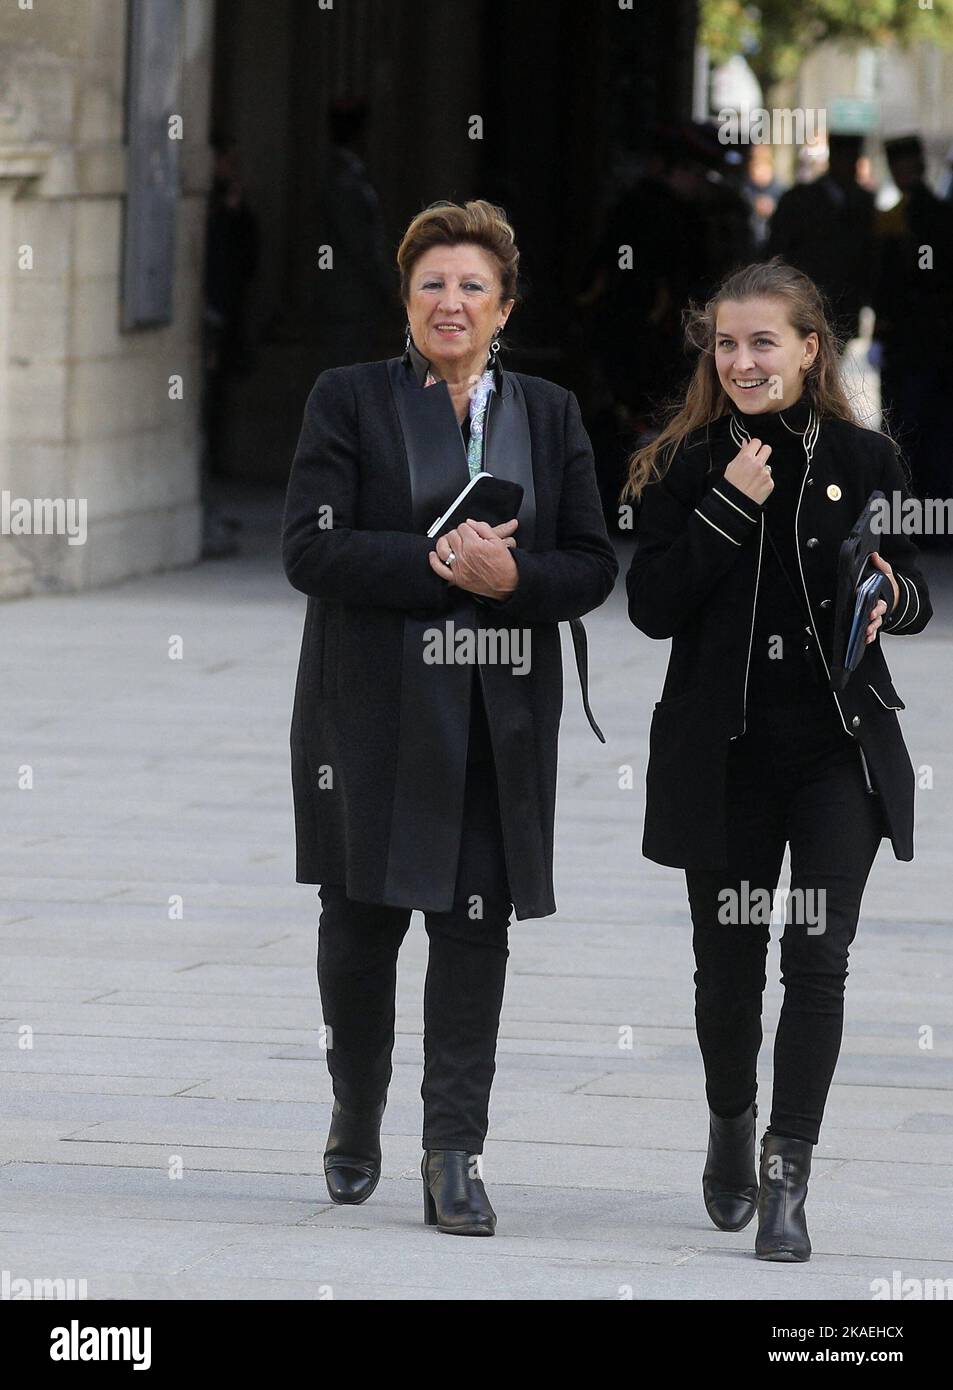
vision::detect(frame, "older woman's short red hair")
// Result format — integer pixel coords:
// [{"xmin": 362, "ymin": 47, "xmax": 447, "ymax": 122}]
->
[{"xmin": 397, "ymin": 199, "xmax": 519, "ymax": 305}]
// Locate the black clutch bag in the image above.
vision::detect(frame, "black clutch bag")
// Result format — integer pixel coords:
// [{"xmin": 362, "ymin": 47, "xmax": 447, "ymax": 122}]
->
[
  {"xmin": 424, "ymin": 471, "xmax": 606, "ymax": 742},
  {"xmin": 426, "ymin": 472, "xmax": 524, "ymax": 540},
  {"xmin": 829, "ymin": 490, "xmax": 897, "ymax": 690}
]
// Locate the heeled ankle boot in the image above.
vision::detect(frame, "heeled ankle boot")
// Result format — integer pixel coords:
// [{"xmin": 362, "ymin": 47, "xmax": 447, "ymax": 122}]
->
[
  {"xmin": 421, "ymin": 1150, "xmax": 496, "ymax": 1236},
  {"xmin": 702, "ymin": 1101, "xmax": 759, "ymax": 1231},
  {"xmin": 755, "ymin": 1132, "xmax": 813, "ymax": 1262},
  {"xmin": 323, "ymin": 1094, "xmax": 386, "ymax": 1205}
]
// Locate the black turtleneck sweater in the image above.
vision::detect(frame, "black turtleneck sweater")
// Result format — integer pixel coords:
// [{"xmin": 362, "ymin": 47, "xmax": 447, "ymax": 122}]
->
[{"xmin": 731, "ymin": 397, "xmax": 829, "ymax": 708}]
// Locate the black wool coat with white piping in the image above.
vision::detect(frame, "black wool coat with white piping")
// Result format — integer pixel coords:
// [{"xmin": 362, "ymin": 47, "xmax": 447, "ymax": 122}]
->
[
  {"xmin": 626, "ymin": 407, "xmax": 932, "ymax": 870},
  {"xmin": 282, "ymin": 355, "xmax": 618, "ymax": 921}
]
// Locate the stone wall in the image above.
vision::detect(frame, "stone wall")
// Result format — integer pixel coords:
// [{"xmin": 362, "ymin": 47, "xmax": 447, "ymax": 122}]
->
[{"xmin": 0, "ymin": 0, "xmax": 213, "ymax": 599}]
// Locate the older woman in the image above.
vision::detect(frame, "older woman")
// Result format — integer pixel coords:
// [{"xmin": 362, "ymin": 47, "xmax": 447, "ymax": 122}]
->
[{"xmin": 282, "ymin": 200, "xmax": 617, "ymax": 1235}]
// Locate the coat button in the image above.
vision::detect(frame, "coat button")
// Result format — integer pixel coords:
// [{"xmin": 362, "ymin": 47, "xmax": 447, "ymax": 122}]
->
[
  {"xmin": 820, "ymin": 598, "xmax": 832, "ymax": 609},
  {"xmin": 806, "ymin": 537, "xmax": 819, "ymax": 549},
  {"xmin": 851, "ymin": 715, "xmax": 861, "ymax": 729},
  {"xmin": 827, "ymin": 484, "xmax": 842, "ymax": 500}
]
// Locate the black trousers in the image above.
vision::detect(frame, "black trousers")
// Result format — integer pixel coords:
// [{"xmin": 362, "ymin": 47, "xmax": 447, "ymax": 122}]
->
[
  {"xmin": 685, "ymin": 691, "xmax": 884, "ymax": 1144},
  {"xmin": 316, "ymin": 679, "xmax": 512, "ymax": 1153}
]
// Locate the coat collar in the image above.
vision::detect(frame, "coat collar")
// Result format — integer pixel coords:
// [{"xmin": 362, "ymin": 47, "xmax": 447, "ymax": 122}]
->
[
  {"xmin": 727, "ymin": 394, "xmax": 813, "ymax": 442},
  {"xmin": 403, "ymin": 337, "xmax": 510, "ymax": 397},
  {"xmin": 726, "ymin": 395, "xmax": 821, "ymax": 469}
]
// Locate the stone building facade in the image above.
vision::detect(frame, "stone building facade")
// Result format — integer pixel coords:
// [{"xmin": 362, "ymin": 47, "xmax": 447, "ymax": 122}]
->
[
  {"xmin": 0, "ymin": 0, "xmax": 212, "ymax": 600},
  {"xmin": 0, "ymin": 0, "xmax": 701, "ymax": 599}
]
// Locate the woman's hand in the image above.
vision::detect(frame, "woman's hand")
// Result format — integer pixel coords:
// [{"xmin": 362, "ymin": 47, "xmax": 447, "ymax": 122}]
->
[
  {"xmin": 865, "ymin": 552, "xmax": 900, "ymax": 643},
  {"xmin": 485, "ymin": 519, "xmax": 519, "ymax": 549},
  {"xmin": 429, "ymin": 518, "xmax": 520, "ymax": 599},
  {"xmin": 723, "ymin": 437, "xmax": 775, "ymax": 504}
]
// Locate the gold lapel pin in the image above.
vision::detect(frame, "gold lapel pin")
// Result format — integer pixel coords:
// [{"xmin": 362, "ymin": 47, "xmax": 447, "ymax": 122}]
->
[{"xmin": 826, "ymin": 484, "xmax": 842, "ymax": 501}]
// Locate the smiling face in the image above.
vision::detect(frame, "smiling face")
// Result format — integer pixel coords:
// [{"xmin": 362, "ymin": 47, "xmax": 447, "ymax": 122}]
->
[
  {"xmin": 405, "ymin": 243, "xmax": 513, "ymax": 379},
  {"xmin": 714, "ymin": 296, "xmax": 818, "ymax": 413}
]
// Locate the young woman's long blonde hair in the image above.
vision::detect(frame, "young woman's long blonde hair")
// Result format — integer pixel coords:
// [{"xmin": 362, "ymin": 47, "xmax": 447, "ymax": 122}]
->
[{"xmin": 622, "ymin": 259, "xmax": 857, "ymax": 501}]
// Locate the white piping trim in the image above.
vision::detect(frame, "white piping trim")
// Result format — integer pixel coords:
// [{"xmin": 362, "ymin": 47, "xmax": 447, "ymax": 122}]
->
[
  {"xmin": 695, "ymin": 507, "xmax": 740, "ymax": 545},
  {"xmin": 730, "ymin": 416, "xmax": 749, "ymax": 451},
  {"xmin": 892, "ymin": 574, "xmax": 920, "ymax": 632},
  {"xmin": 886, "ymin": 573, "xmax": 911, "ymax": 630},
  {"xmin": 867, "ymin": 682, "xmax": 903, "ymax": 711},
  {"xmin": 711, "ymin": 486, "xmax": 757, "ymax": 523}
]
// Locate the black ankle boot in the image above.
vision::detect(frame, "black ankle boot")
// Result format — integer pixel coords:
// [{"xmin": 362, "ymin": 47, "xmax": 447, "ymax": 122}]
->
[
  {"xmin": 323, "ymin": 1095, "xmax": 386, "ymax": 1205},
  {"xmin": 702, "ymin": 1101, "xmax": 759, "ymax": 1231},
  {"xmin": 755, "ymin": 1133, "xmax": 813, "ymax": 1261},
  {"xmin": 421, "ymin": 1150, "xmax": 496, "ymax": 1236}
]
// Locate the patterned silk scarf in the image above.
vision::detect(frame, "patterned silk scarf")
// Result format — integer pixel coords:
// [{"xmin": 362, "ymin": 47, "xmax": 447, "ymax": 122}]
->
[{"xmin": 424, "ymin": 362, "xmax": 496, "ymax": 480}]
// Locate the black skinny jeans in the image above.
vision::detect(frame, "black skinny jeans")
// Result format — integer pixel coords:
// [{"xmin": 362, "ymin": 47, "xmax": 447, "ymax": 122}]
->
[
  {"xmin": 686, "ymin": 691, "xmax": 884, "ymax": 1144},
  {"xmin": 316, "ymin": 680, "xmax": 511, "ymax": 1153}
]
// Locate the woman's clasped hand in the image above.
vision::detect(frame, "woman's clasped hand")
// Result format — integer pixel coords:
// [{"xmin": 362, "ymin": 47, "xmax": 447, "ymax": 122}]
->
[{"xmin": 430, "ymin": 517, "xmax": 520, "ymax": 600}]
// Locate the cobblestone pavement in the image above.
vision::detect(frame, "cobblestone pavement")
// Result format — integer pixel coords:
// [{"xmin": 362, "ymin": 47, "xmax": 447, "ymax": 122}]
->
[{"xmin": 2, "ymin": 488, "xmax": 950, "ymax": 1300}]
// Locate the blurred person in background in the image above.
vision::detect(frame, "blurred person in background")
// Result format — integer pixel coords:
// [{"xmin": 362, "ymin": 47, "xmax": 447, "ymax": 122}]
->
[
  {"xmin": 767, "ymin": 133, "xmax": 875, "ymax": 345},
  {"xmin": 873, "ymin": 134, "xmax": 953, "ymax": 533},
  {"xmin": 743, "ymin": 144, "xmax": 784, "ymax": 249},
  {"xmin": 580, "ymin": 124, "xmax": 753, "ymax": 517},
  {"xmin": 315, "ymin": 98, "xmax": 392, "ymax": 367},
  {"xmin": 201, "ymin": 130, "xmax": 260, "ymax": 556}
]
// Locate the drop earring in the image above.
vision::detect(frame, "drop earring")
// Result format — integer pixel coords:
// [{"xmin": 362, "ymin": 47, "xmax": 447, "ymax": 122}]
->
[{"xmin": 404, "ymin": 323, "xmax": 412, "ymax": 353}]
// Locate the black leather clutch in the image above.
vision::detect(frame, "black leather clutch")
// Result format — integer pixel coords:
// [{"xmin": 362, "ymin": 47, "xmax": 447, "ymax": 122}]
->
[
  {"xmin": 830, "ymin": 490, "xmax": 897, "ymax": 690},
  {"xmin": 426, "ymin": 472, "xmax": 524, "ymax": 540}
]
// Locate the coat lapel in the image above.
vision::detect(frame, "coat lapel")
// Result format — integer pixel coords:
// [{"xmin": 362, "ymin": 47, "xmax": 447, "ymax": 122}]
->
[
  {"xmin": 387, "ymin": 356, "xmax": 537, "ymax": 547},
  {"xmin": 388, "ymin": 357, "xmax": 470, "ymax": 533},
  {"xmin": 383, "ymin": 357, "xmax": 473, "ymax": 911},
  {"xmin": 483, "ymin": 373, "xmax": 537, "ymax": 548}
]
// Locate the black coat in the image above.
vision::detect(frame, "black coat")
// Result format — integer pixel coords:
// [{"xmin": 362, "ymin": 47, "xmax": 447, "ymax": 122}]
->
[
  {"xmin": 282, "ymin": 357, "xmax": 618, "ymax": 920},
  {"xmin": 626, "ymin": 411, "xmax": 932, "ymax": 869}
]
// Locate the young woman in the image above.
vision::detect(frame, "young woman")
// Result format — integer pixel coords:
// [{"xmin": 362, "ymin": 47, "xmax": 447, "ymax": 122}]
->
[{"xmin": 624, "ymin": 259, "xmax": 932, "ymax": 1261}]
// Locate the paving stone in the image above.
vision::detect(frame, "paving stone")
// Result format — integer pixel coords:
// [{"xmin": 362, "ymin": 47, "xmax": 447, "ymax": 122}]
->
[{"xmin": 1, "ymin": 504, "xmax": 950, "ymax": 1299}]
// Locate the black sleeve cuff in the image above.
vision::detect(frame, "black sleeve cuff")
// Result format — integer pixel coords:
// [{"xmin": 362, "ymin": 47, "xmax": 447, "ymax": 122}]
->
[{"xmin": 693, "ymin": 478, "xmax": 762, "ymax": 546}]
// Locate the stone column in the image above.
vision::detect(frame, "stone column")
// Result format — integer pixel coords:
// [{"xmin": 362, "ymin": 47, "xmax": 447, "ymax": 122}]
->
[{"xmin": 0, "ymin": 145, "xmax": 53, "ymax": 599}]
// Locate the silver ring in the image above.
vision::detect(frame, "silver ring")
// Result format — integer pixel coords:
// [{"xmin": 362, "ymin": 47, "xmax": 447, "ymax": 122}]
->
[
  {"xmin": 445, "ymin": 550, "xmax": 456, "ymax": 567},
  {"xmin": 764, "ymin": 464, "xmax": 772, "ymax": 474}
]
